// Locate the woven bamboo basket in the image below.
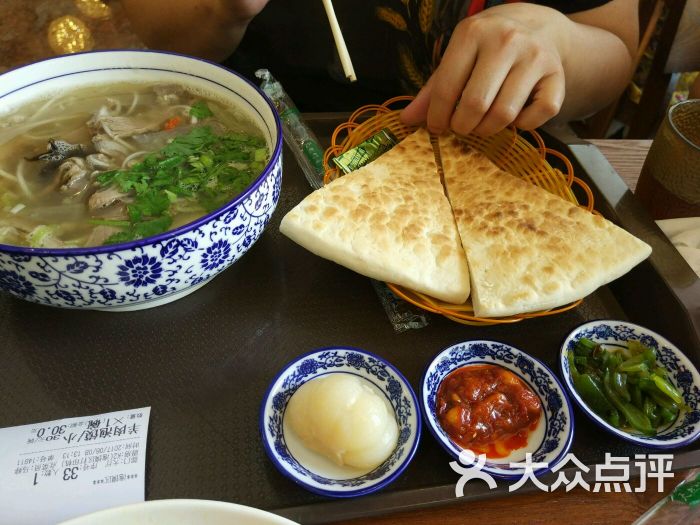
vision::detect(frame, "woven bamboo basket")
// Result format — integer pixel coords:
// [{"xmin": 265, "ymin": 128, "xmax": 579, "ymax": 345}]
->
[{"xmin": 323, "ymin": 96, "xmax": 595, "ymax": 326}]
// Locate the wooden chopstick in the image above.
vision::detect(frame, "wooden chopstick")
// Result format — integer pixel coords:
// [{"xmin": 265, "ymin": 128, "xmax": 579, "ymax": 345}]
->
[{"xmin": 321, "ymin": 0, "xmax": 357, "ymax": 82}]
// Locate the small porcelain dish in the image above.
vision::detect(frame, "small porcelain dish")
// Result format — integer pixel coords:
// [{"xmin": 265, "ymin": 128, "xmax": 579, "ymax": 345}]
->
[
  {"xmin": 0, "ymin": 50, "xmax": 282, "ymax": 311},
  {"xmin": 60, "ymin": 499, "xmax": 299, "ymax": 525},
  {"xmin": 421, "ymin": 340, "xmax": 574, "ymax": 480},
  {"xmin": 560, "ymin": 320, "xmax": 700, "ymax": 449},
  {"xmin": 260, "ymin": 346, "xmax": 421, "ymax": 497}
]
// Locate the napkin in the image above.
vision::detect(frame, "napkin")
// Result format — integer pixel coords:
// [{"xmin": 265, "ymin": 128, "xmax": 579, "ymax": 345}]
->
[{"xmin": 656, "ymin": 217, "xmax": 700, "ymax": 277}]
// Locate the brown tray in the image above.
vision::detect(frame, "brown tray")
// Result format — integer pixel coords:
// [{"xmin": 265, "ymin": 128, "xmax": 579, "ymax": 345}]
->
[{"xmin": 0, "ymin": 114, "xmax": 698, "ymax": 524}]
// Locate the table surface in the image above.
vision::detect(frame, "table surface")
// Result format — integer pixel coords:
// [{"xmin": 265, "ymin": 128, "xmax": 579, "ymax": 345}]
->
[
  {"xmin": 337, "ymin": 138, "xmax": 684, "ymax": 525},
  {"xmin": 587, "ymin": 140, "xmax": 653, "ymax": 193}
]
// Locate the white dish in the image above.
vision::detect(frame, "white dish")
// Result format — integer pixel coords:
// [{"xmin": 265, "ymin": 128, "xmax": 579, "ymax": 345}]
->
[
  {"xmin": 260, "ymin": 346, "xmax": 421, "ymax": 497},
  {"xmin": 560, "ymin": 319, "xmax": 700, "ymax": 449},
  {"xmin": 59, "ymin": 499, "xmax": 298, "ymax": 525},
  {"xmin": 421, "ymin": 340, "xmax": 574, "ymax": 479}
]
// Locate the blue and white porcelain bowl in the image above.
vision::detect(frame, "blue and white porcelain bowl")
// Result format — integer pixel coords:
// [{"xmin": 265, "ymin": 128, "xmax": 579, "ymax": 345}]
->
[
  {"xmin": 260, "ymin": 347, "xmax": 421, "ymax": 497},
  {"xmin": 421, "ymin": 340, "xmax": 574, "ymax": 480},
  {"xmin": 560, "ymin": 320, "xmax": 700, "ymax": 448},
  {"xmin": 0, "ymin": 50, "xmax": 282, "ymax": 310}
]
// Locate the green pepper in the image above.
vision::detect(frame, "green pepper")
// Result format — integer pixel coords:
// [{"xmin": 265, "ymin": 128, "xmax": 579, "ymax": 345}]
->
[
  {"xmin": 652, "ymin": 366, "xmax": 669, "ymax": 379},
  {"xmin": 603, "ymin": 369, "xmax": 655, "ymax": 435},
  {"xmin": 643, "ymin": 396, "xmax": 660, "ymax": 427},
  {"xmin": 631, "ymin": 384, "xmax": 644, "ymax": 410},
  {"xmin": 567, "ymin": 350, "xmax": 581, "ymax": 379},
  {"xmin": 638, "ymin": 376, "xmax": 655, "ymax": 392},
  {"xmin": 612, "ymin": 371, "xmax": 631, "ymax": 402},
  {"xmin": 629, "ymin": 340, "xmax": 656, "ymax": 360},
  {"xmin": 569, "ymin": 352, "xmax": 620, "ymax": 421},
  {"xmin": 646, "ymin": 388, "xmax": 680, "ymax": 413},
  {"xmin": 620, "ymin": 362, "xmax": 650, "ymax": 374},
  {"xmin": 576, "ymin": 374, "xmax": 617, "ymax": 417},
  {"xmin": 652, "ymin": 374, "xmax": 684, "ymax": 405},
  {"xmin": 642, "ymin": 346, "xmax": 658, "ymax": 364},
  {"xmin": 659, "ymin": 406, "xmax": 678, "ymax": 425},
  {"xmin": 606, "ymin": 352, "xmax": 624, "ymax": 373},
  {"xmin": 619, "ymin": 353, "xmax": 648, "ymax": 372},
  {"xmin": 608, "ymin": 409, "xmax": 621, "ymax": 427},
  {"xmin": 574, "ymin": 356, "xmax": 589, "ymax": 371},
  {"xmin": 568, "ymin": 339, "xmax": 685, "ymax": 435},
  {"xmin": 575, "ymin": 338, "xmax": 597, "ymax": 357}
]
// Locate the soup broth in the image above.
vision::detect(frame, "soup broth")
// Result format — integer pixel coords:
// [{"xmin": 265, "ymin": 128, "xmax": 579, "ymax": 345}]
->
[{"xmin": 0, "ymin": 83, "xmax": 269, "ymax": 248}]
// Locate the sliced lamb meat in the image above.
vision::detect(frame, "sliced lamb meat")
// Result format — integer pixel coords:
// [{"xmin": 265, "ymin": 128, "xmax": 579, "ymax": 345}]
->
[
  {"xmin": 131, "ymin": 124, "xmax": 193, "ymax": 150},
  {"xmin": 89, "ymin": 115, "xmax": 161, "ymax": 138},
  {"xmin": 57, "ymin": 158, "xmax": 90, "ymax": 195},
  {"xmin": 92, "ymin": 134, "xmax": 131, "ymax": 159},
  {"xmin": 88, "ymin": 185, "xmax": 129, "ymax": 210},
  {"xmin": 86, "ymin": 153, "xmax": 116, "ymax": 171}
]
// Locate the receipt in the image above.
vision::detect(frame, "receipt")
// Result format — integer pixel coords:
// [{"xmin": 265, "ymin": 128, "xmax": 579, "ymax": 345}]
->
[{"xmin": 0, "ymin": 407, "xmax": 150, "ymax": 525}]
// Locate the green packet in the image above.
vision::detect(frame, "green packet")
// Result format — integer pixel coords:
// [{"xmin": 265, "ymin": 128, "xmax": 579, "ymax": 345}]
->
[
  {"xmin": 671, "ymin": 471, "xmax": 700, "ymax": 506},
  {"xmin": 634, "ymin": 469, "xmax": 700, "ymax": 524},
  {"xmin": 332, "ymin": 128, "xmax": 398, "ymax": 174}
]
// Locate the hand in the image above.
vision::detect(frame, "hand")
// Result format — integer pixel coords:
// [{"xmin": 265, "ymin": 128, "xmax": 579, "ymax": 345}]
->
[{"xmin": 401, "ymin": 4, "xmax": 570, "ymax": 137}]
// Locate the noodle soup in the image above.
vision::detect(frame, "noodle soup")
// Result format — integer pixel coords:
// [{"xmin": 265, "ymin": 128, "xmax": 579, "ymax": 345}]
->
[{"xmin": 0, "ymin": 83, "xmax": 269, "ymax": 248}]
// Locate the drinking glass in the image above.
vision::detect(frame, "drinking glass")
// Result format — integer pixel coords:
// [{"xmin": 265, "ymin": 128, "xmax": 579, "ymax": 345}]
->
[{"xmin": 635, "ymin": 99, "xmax": 700, "ymax": 219}]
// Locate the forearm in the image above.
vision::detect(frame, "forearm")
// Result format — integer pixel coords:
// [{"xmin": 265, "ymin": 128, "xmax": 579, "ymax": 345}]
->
[
  {"xmin": 120, "ymin": 0, "xmax": 263, "ymax": 61},
  {"xmin": 555, "ymin": 7, "xmax": 637, "ymax": 121}
]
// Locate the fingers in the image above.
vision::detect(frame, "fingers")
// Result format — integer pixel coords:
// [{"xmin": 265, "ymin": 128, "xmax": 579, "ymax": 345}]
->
[
  {"xmin": 469, "ymin": 62, "xmax": 563, "ymax": 136},
  {"xmin": 513, "ymin": 73, "xmax": 564, "ymax": 130},
  {"xmin": 424, "ymin": 28, "xmax": 478, "ymax": 134},
  {"xmin": 402, "ymin": 14, "xmax": 566, "ymax": 137},
  {"xmin": 449, "ymin": 44, "xmax": 516, "ymax": 136}
]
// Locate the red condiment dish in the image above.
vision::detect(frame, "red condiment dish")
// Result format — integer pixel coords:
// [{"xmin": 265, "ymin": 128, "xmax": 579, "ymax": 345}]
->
[{"xmin": 421, "ymin": 340, "xmax": 574, "ymax": 479}]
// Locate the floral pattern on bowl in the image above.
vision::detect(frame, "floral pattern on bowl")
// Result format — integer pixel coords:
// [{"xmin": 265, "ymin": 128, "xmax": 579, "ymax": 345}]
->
[
  {"xmin": 560, "ymin": 320, "xmax": 700, "ymax": 448},
  {"xmin": 421, "ymin": 340, "xmax": 574, "ymax": 480},
  {"xmin": 0, "ymin": 50, "xmax": 282, "ymax": 310},
  {"xmin": 260, "ymin": 347, "xmax": 421, "ymax": 498}
]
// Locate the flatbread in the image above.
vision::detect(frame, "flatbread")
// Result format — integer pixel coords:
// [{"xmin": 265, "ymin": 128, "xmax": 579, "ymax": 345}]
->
[
  {"xmin": 438, "ymin": 133, "xmax": 652, "ymax": 318},
  {"xmin": 280, "ymin": 128, "xmax": 471, "ymax": 304}
]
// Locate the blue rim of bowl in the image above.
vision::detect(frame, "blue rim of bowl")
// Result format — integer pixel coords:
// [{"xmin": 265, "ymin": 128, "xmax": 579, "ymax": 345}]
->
[
  {"xmin": 259, "ymin": 345, "xmax": 422, "ymax": 498},
  {"xmin": 420, "ymin": 339, "xmax": 575, "ymax": 480},
  {"xmin": 0, "ymin": 49, "xmax": 283, "ymax": 256},
  {"xmin": 559, "ymin": 319, "xmax": 700, "ymax": 449}
]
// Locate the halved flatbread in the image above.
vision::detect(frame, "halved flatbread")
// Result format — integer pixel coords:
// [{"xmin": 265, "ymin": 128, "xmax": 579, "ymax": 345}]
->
[
  {"xmin": 438, "ymin": 133, "xmax": 652, "ymax": 318},
  {"xmin": 280, "ymin": 128, "xmax": 471, "ymax": 304}
]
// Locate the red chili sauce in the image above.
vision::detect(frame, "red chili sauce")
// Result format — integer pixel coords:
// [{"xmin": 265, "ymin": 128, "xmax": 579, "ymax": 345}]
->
[{"xmin": 436, "ymin": 364, "xmax": 542, "ymax": 458}]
